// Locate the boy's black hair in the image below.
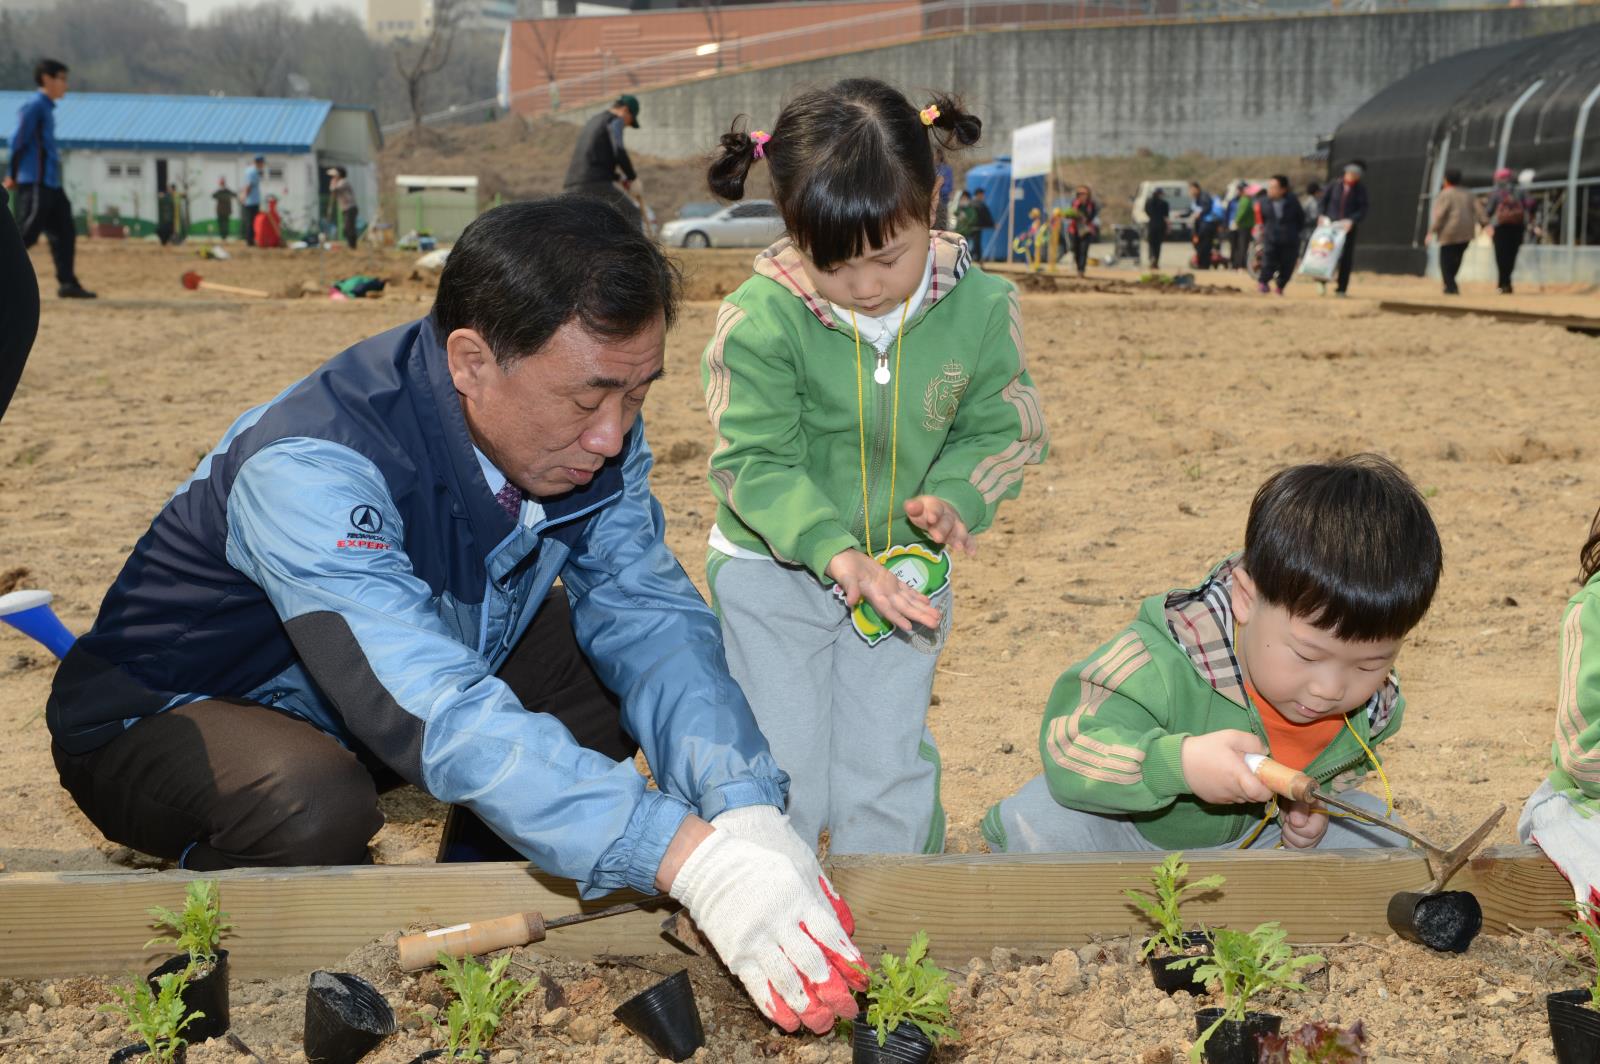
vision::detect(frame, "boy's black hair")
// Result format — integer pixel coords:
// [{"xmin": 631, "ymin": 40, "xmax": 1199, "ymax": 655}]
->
[
  {"xmin": 1242, "ymin": 454, "xmax": 1441, "ymax": 642},
  {"xmin": 708, "ymin": 78, "xmax": 982, "ymax": 270},
  {"xmin": 34, "ymin": 58, "xmax": 67, "ymax": 86},
  {"xmin": 1444, "ymin": 167, "xmax": 1463, "ymax": 186},
  {"xmin": 432, "ymin": 195, "xmax": 680, "ymax": 368}
]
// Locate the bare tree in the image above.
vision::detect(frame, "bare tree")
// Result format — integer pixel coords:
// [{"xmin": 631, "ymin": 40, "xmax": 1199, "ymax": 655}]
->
[
  {"xmin": 698, "ymin": 0, "xmax": 724, "ymax": 72},
  {"xmin": 200, "ymin": 1, "xmax": 298, "ymax": 97},
  {"xmin": 393, "ymin": 0, "xmax": 463, "ymax": 140},
  {"xmin": 522, "ymin": 13, "xmax": 569, "ymax": 112}
]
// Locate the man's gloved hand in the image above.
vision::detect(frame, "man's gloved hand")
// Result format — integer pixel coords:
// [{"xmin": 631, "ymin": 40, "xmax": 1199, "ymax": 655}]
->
[
  {"xmin": 711, "ymin": 804, "xmax": 855, "ymax": 935},
  {"xmin": 667, "ymin": 827, "xmax": 866, "ymax": 1034}
]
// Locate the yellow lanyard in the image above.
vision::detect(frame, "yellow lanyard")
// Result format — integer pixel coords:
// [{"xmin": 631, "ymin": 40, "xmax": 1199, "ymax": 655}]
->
[{"xmin": 850, "ymin": 302, "xmax": 909, "ymax": 556}]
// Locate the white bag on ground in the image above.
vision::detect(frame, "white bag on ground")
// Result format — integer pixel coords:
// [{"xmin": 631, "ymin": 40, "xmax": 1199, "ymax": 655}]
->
[
  {"xmin": 1298, "ymin": 222, "xmax": 1346, "ymax": 281},
  {"xmin": 1520, "ymin": 779, "xmax": 1600, "ymax": 908}
]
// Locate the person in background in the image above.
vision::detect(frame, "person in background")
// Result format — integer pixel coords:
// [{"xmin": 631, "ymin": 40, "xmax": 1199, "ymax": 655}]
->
[
  {"xmin": 328, "ymin": 166, "xmax": 359, "ymax": 250},
  {"xmin": 1317, "ymin": 161, "xmax": 1369, "ymax": 297},
  {"xmin": 1188, "ymin": 182, "xmax": 1217, "ymax": 270},
  {"xmin": 1225, "ymin": 181, "xmax": 1251, "ymax": 270},
  {"xmin": 1254, "ymin": 175, "xmax": 1305, "ymax": 296},
  {"xmin": 933, "ymin": 149, "xmax": 954, "ymax": 229},
  {"xmin": 1065, "ymin": 184, "xmax": 1099, "ymax": 278},
  {"xmin": 563, "ymin": 95, "xmax": 643, "ymax": 230},
  {"xmin": 953, "ymin": 189, "xmax": 978, "ymax": 252},
  {"xmin": 1426, "ymin": 168, "xmax": 1485, "ymax": 297},
  {"xmin": 241, "ymin": 155, "xmax": 264, "ymax": 248},
  {"xmin": 156, "ymin": 183, "xmax": 176, "ymax": 246},
  {"xmin": 253, "ymin": 194, "xmax": 282, "ymax": 249},
  {"xmin": 969, "ymin": 187, "xmax": 996, "ymax": 263},
  {"xmin": 1144, "ymin": 187, "xmax": 1170, "ymax": 270},
  {"xmin": 4, "ymin": 58, "xmax": 95, "ymax": 298},
  {"xmin": 213, "ymin": 177, "xmax": 236, "ymax": 242},
  {"xmin": 1486, "ymin": 167, "xmax": 1536, "ymax": 295}
]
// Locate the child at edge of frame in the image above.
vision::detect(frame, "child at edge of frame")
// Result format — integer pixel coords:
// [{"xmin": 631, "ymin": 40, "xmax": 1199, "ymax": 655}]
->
[
  {"xmin": 697, "ymin": 77, "xmax": 1050, "ymax": 856},
  {"xmin": 983, "ymin": 454, "xmax": 1441, "ymax": 855}
]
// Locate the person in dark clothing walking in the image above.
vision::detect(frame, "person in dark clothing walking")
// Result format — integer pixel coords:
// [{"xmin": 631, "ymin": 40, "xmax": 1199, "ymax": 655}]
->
[
  {"xmin": 1065, "ymin": 184, "xmax": 1099, "ymax": 278},
  {"xmin": 1188, "ymin": 182, "xmax": 1217, "ymax": 271},
  {"xmin": 1486, "ymin": 167, "xmax": 1536, "ymax": 294},
  {"xmin": 1144, "ymin": 188, "xmax": 1169, "ymax": 269},
  {"xmin": 0, "ymin": 192, "xmax": 40, "ymax": 424},
  {"xmin": 1254, "ymin": 175, "xmax": 1305, "ymax": 295},
  {"xmin": 562, "ymin": 94, "xmax": 643, "ymax": 230},
  {"xmin": 1317, "ymin": 161, "xmax": 1369, "ymax": 296},
  {"xmin": 1427, "ymin": 168, "xmax": 1485, "ymax": 296},
  {"xmin": 969, "ymin": 187, "xmax": 995, "ymax": 262},
  {"xmin": 156, "ymin": 183, "xmax": 176, "ymax": 246},
  {"xmin": 4, "ymin": 58, "xmax": 94, "ymax": 298},
  {"xmin": 327, "ymin": 166, "xmax": 359, "ymax": 249},
  {"xmin": 212, "ymin": 178, "xmax": 235, "ymax": 242}
]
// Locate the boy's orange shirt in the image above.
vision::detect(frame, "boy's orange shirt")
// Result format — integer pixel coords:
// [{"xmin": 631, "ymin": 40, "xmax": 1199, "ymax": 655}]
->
[{"xmin": 1244, "ymin": 679, "xmax": 1347, "ymax": 772}]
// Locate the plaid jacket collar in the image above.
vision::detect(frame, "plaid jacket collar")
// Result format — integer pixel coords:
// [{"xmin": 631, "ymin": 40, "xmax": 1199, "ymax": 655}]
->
[
  {"xmin": 751, "ymin": 230, "xmax": 972, "ymax": 332},
  {"xmin": 1163, "ymin": 556, "xmax": 1400, "ymax": 732}
]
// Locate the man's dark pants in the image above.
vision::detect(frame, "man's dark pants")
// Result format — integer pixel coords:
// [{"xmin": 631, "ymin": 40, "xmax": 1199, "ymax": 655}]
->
[
  {"xmin": 1147, "ymin": 226, "xmax": 1164, "ymax": 269},
  {"xmin": 241, "ymin": 203, "xmax": 259, "ymax": 247},
  {"xmin": 1493, "ymin": 223, "xmax": 1525, "ymax": 290},
  {"xmin": 1334, "ymin": 227, "xmax": 1358, "ymax": 293},
  {"xmin": 1258, "ymin": 240, "xmax": 1298, "ymax": 291},
  {"xmin": 52, "ymin": 595, "xmax": 633, "ymax": 870},
  {"xmin": 15, "ymin": 184, "xmax": 78, "ymax": 288},
  {"xmin": 1195, "ymin": 221, "xmax": 1218, "ymax": 270},
  {"xmin": 216, "ymin": 211, "xmax": 230, "ymax": 242},
  {"xmin": 342, "ymin": 206, "xmax": 359, "ymax": 249},
  {"xmin": 1439, "ymin": 241, "xmax": 1468, "ymax": 294}
]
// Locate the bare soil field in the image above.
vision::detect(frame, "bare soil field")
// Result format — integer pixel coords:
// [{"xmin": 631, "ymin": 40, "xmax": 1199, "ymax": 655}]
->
[{"xmin": 2, "ymin": 238, "xmax": 1598, "ymax": 1061}]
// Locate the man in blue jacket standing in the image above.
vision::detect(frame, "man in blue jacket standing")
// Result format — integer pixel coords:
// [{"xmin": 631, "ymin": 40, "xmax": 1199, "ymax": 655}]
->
[
  {"xmin": 46, "ymin": 196, "xmax": 867, "ymax": 1036},
  {"xmin": 240, "ymin": 155, "xmax": 264, "ymax": 247},
  {"xmin": 4, "ymin": 58, "xmax": 95, "ymax": 299}
]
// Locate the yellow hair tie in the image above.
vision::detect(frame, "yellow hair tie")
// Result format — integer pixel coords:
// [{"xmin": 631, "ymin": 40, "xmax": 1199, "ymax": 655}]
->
[{"xmin": 919, "ymin": 104, "xmax": 941, "ymax": 127}]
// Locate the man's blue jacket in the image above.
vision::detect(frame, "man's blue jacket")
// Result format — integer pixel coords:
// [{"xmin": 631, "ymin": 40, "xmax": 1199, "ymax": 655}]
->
[
  {"xmin": 7, "ymin": 92, "xmax": 60, "ymax": 188},
  {"xmin": 47, "ymin": 318, "xmax": 786, "ymax": 896}
]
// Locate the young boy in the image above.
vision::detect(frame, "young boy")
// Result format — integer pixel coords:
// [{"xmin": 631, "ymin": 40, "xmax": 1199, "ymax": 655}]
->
[{"xmin": 983, "ymin": 454, "xmax": 1441, "ymax": 853}]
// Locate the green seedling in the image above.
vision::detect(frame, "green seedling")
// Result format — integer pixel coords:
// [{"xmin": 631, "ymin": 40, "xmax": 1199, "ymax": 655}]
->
[
  {"xmin": 1563, "ymin": 901, "xmax": 1600, "ymax": 1009},
  {"xmin": 1175, "ymin": 922, "xmax": 1322, "ymax": 1063},
  {"xmin": 101, "ymin": 965, "xmax": 201, "ymax": 1064},
  {"xmin": 147, "ymin": 879, "xmax": 233, "ymax": 969},
  {"xmin": 862, "ymin": 930, "xmax": 958, "ymax": 1048},
  {"xmin": 1125, "ymin": 851, "xmax": 1224, "ymax": 959},
  {"xmin": 433, "ymin": 951, "xmax": 533, "ymax": 1058},
  {"xmin": 1257, "ymin": 1020, "xmax": 1368, "ymax": 1063}
]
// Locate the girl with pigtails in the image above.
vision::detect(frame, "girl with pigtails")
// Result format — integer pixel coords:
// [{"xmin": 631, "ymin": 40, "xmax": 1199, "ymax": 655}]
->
[{"xmin": 698, "ymin": 78, "xmax": 1049, "ymax": 855}]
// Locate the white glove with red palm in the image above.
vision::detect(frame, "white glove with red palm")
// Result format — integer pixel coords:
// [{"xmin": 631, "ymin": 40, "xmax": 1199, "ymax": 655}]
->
[
  {"xmin": 711, "ymin": 804, "xmax": 857, "ymax": 936},
  {"xmin": 667, "ymin": 826, "xmax": 866, "ymax": 1033}
]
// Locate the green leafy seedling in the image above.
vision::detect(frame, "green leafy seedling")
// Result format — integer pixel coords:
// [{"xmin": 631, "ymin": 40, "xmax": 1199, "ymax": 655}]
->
[
  {"xmin": 146, "ymin": 879, "xmax": 233, "ymax": 969},
  {"xmin": 1563, "ymin": 900, "xmax": 1600, "ymax": 1009},
  {"xmin": 100, "ymin": 965, "xmax": 201, "ymax": 1064},
  {"xmin": 433, "ymin": 951, "xmax": 533, "ymax": 1058},
  {"xmin": 1175, "ymin": 922, "xmax": 1322, "ymax": 1063},
  {"xmin": 1125, "ymin": 852, "xmax": 1225, "ymax": 959},
  {"xmin": 863, "ymin": 931, "xmax": 958, "ymax": 1048}
]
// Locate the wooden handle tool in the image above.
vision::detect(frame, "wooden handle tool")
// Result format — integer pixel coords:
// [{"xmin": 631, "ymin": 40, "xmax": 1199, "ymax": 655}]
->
[
  {"xmin": 180, "ymin": 271, "xmax": 270, "ymax": 299},
  {"xmin": 396, "ymin": 897, "xmax": 664, "ymax": 971}
]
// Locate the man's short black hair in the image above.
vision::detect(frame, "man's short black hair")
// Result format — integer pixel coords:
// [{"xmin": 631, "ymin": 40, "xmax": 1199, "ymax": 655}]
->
[
  {"xmin": 1242, "ymin": 454, "xmax": 1441, "ymax": 642},
  {"xmin": 1444, "ymin": 168, "xmax": 1462, "ymax": 186},
  {"xmin": 34, "ymin": 58, "xmax": 67, "ymax": 86},
  {"xmin": 1271, "ymin": 174, "xmax": 1290, "ymax": 190},
  {"xmin": 432, "ymin": 195, "xmax": 680, "ymax": 367}
]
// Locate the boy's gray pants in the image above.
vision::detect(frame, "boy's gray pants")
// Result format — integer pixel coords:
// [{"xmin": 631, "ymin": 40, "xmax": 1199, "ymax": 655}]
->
[
  {"xmin": 709, "ymin": 551, "xmax": 948, "ymax": 854},
  {"xmin": 983, "ymin": 773, "xmax": 1407, "ymax": 852}
]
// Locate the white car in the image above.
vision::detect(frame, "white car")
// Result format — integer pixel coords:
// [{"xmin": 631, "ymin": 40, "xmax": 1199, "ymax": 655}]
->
[{"xmin": 659, "ymin": 200, "xmax": 785, "ymax": 248}]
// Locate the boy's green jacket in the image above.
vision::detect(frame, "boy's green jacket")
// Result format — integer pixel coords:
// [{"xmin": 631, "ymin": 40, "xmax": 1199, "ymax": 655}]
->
[
  {"xmin": 1547, "ymin": 574, "xmax": 1600, "ymax": 811},
  {"xmin": 701, "ymin": 231, "xmax": 1048, "ymax": 578},
  {"xmin": 1035, "ymin": 557, "xmax": 1405, "ymax": 849}
]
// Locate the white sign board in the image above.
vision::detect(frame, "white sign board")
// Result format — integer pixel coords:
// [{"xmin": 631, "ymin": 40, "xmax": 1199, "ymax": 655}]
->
[{"xmin": 1010, "ymin": 119, "xmax": 1055, "ymax": 180}]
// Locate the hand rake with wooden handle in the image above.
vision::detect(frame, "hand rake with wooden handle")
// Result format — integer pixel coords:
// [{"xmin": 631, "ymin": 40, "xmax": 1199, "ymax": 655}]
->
[
  {"xmin": 1246, "ymin": 754, "xmax": 1506, "ymax": 893},
  {"xmin": 396, "ymin": 897, "xmax": 666, "ymax": 971},
  {"xmin": 181, "ymin": 271, "xmax": 269, "ymax": 298}
]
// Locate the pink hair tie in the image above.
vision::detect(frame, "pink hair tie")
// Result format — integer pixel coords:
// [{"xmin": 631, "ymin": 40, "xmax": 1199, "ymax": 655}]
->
[
  {"xmin": 751, "ymin": 130, "xmax": 771, "ymax": 159},
  {"xmin": 919, "ymin": 104, "xmax": 941, "ymax": 126}
]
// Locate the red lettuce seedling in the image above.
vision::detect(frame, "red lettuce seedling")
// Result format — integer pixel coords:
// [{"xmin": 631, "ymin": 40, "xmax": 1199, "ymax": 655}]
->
[{"xmin": 1256, "ymin": 1020, "xmax": 1368, "ymax": 1063}]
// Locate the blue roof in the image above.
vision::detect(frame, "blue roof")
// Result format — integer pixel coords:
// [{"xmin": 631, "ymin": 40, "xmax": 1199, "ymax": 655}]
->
[{"xmin": 0, "ymin": 92, "xmax": 351, "ymax": 154}]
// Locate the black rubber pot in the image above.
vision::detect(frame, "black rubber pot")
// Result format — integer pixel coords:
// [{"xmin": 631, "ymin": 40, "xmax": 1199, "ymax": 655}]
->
[
  {"xmin": 1548, "ymin": 988, "xmax": 1600, "ymax": 1064},
  {"xmin": 108, "ymin": 1043, "xmax": 185, "ymax": 1063},
  {"xmin": 1194, "ymin": 1009, "xmax": 1282, "ymax": 1064},
  {"xmin": 304, "ymin": 970, "xmax": 396, "ymax": 1064},
  {"xmin": 1144, "ymin": 932, "xmax": 1212, "ymax": 995},
  {"xmin": 146, "ymin": 949, "xmax": 228, "ymax": 1042},
  {"xmin": 1386, "ymin": 891, "xmax": 1482, "ymax": 953},
  {"xmin": 612, "ymin": 969, "xmax": 704, "ymax": 1062},
  {"xmin": 852, "ymin": 1019, "xmax": 935, "ymax": 1063}
]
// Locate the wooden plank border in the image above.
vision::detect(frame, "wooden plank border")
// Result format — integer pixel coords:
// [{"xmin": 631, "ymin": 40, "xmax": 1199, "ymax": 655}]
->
[{"xmin": 0, "ymin": 845, "xmax": 1569, "ymax": 980}]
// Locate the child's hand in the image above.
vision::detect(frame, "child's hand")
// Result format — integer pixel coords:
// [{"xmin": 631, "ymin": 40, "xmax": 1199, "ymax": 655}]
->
[
  {"xmin": 826, "ymin": 549, "xmax": 941, "ymax": 631},
  {"xmin": 1180, "ymin": 730, "xmax": 1274, "ymax": 805},
  {"xmin": 904, "ymin": 495, "xmax": 976, "ymax": 557},
  {"xmin": 1279, "ymin": 799, "xmax": 1329, "ymax": 849}
]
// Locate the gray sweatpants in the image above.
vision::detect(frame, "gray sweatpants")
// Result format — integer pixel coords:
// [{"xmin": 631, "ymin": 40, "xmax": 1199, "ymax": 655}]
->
[
  {"xmin": 984, "ymin": 773, "xmax": 1408, "ymax": 852},
  {"xmin": 709, "ymin": 551, "xmax": 948, "ymax": 854}
]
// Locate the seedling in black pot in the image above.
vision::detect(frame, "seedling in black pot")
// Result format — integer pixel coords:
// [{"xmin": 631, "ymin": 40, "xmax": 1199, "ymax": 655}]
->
[
  {"xmin": 1548, "ymin": 901, "xmax": 1600, "ymax": 1064},
  {"xmin": 1174, "ymin": 922, "xmax": 1321, "ymax": 1064},
  {"xmin": 102, "ymin": 965, "xmax": 202, "ymax": 1064},
  {"xmin": 1125, "ymin": 852, "xmax": 1224, "ymax": 994},
  {"xmin": 853, "ymin": 930, "xmax": 957, "ymax": 1064},
  {"xmin": 146, "ymin": 879, "xmax": 233, "ymax": 1042}
]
